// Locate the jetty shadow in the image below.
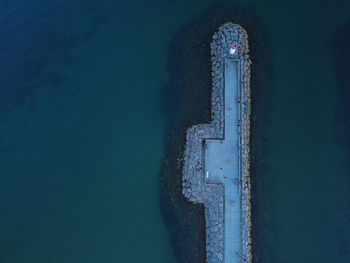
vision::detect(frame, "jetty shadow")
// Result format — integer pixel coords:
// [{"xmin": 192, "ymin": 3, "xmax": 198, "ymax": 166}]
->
[
  {"xmin": 158, "ymin": 3, "xmax": 274, "ymax": 262},
  {"xmin": 331, "ymin": 18, "xmax": 350, "ymax": 155}
]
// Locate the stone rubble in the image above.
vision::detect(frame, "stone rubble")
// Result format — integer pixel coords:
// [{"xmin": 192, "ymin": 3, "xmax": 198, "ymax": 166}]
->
[{"xmin": 182, "ymin": 23, "xmax": 251, "ymax": 263}]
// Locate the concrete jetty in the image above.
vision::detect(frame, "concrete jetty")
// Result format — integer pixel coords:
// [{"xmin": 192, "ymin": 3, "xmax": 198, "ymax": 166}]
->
[{"xmin": 182, "ymin": 23, "xmax": 251, "ymax": 263}]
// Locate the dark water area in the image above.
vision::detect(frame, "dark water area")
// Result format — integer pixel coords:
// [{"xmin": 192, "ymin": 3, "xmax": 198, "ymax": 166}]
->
[
  {"xmin": 1, "ymin": 0, "xmax": 350, "ymax": 262},
  {"xmin": 332, "ymin": 19, "xmax": 350, "ymax": 152},
  {"xmin": 253, "ymin": 1, "xmax": 350, "ymax": 261},
  {"xmin": 1, "ymin": 1, "xmax": 178, "ymax": 262}
]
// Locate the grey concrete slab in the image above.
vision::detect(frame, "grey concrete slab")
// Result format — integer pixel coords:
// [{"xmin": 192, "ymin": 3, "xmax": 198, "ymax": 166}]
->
[{"xmin": 204, "ymin": 59, "xmax": 241, "ymax": 263}]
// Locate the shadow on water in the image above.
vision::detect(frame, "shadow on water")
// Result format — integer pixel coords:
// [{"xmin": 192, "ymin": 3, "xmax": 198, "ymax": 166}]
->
[
  {"xmin": 332, "ymin": 18, "xmax": 350, "ymax": 152},
  {"xmin": 158, "ymin": 3, "xmax": 273, "ymax": 263},
  {"xmin": 331, "ymin": 23, "xmax": 350, "ymax": 260}
]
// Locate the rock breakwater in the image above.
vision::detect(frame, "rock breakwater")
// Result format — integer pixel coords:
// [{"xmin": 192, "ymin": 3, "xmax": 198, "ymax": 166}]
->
[{"xmin": 182, "ymin": 23, "xmax": 251, "ymax": 263}]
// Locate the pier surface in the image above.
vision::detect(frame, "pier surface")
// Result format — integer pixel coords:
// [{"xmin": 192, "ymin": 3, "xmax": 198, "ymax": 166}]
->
[{"xmin": 205, "ymin": 59, "xmax": 240, "ymax": 262}]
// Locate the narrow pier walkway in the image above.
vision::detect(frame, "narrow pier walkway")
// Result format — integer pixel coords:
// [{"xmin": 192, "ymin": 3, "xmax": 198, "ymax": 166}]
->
[{"xmin": 205, "ymin": 59, "xmax": 241, "ymax": 263}]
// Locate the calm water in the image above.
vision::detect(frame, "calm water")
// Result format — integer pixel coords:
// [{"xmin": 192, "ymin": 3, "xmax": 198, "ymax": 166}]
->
[{"xmin": 0, "ymin": 0, "xmax": 349, "ymax": 262}]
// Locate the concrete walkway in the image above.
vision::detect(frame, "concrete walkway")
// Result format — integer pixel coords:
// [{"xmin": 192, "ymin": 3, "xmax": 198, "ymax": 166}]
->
[{"xmin": 205, "ymin": 59, "xmax": 241, "ymax": 263}]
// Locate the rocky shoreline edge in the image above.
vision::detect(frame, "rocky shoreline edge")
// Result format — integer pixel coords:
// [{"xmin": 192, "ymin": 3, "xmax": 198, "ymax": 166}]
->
[{"xmin": 182, "ymin": 23, "xmax": 251, "ymax": 263}]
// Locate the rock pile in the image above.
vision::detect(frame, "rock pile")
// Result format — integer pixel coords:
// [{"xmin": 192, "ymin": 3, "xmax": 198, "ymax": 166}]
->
[{"xmin": 182, "ymin": 23, "xmax": 251, "ymax": 263}]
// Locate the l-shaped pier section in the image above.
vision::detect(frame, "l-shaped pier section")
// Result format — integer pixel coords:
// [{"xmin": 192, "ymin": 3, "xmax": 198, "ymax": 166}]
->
[{"xmin": 182, "ymin": 23, "xmax": 251, "ymax": 263}]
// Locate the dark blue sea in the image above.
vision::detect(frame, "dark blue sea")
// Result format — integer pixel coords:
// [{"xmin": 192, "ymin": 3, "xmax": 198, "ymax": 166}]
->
[{"xmin": 0, "ymin": 0, "xmax": 350, "ymax": 262}]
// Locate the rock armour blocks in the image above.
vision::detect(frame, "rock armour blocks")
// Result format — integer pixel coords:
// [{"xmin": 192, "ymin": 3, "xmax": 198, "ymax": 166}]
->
[{"xmin": 182, "ymin": 23, "xmax": 251, "ymax": 263}]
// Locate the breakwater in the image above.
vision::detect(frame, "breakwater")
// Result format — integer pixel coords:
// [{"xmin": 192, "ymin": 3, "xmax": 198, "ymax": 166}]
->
[{"xmin": 182, "ymin": 23, "xmax": 251, "ymax": 262}]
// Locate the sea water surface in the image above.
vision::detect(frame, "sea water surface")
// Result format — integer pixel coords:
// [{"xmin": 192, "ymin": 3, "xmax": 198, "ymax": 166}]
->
[{"xmin": 0, "ymin": 0, "xmax": 350, "ymax": 262}]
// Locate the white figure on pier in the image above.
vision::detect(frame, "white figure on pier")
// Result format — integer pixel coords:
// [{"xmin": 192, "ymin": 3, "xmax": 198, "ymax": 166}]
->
[{"xmin": 230, "ymin": 42, "xmax": 237, "ymax": 55}]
